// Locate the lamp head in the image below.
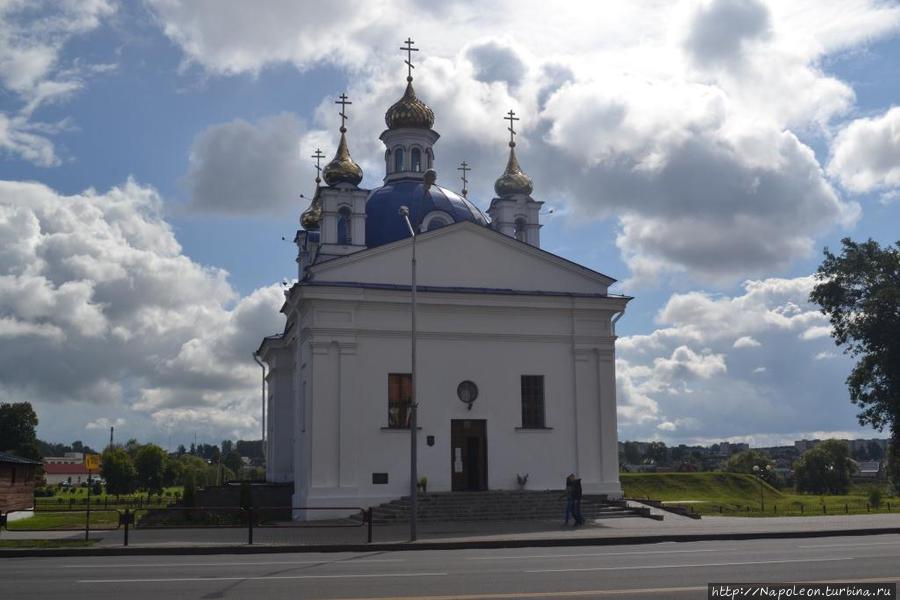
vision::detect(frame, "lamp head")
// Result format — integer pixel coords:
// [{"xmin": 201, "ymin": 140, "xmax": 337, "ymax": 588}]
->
[{"xmin": 423, "ymin": 169, "xmax": 437, "ymax": 190}]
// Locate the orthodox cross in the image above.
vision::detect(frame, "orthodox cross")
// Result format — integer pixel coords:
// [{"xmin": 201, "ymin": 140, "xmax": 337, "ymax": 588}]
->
[
  {"xmin": 457, "ymin": 161, "xmax": 470, "ymax": 197},
  {"xmin": 311, "ymin": 148, "xmax": 325, "ymax": 182},
  {"xmin": 401, "ymin": 37, "xmax": 419, "ymax": 80},
  {"xmin": 505, "ymin": 109, "xmax": 520, "ymax": 146},
  {"xmin": 335, "ymin": 93, "xmax": 351, "ymax": 131}
]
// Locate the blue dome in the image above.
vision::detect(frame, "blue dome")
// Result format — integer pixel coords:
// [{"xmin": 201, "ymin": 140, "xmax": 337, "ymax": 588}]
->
[{"xmin": 365, "ymin": 179, "xmax": 489, "ymax": 247}]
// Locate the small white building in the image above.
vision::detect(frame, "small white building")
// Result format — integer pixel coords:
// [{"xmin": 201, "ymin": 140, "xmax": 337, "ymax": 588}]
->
[{"xmin": 257, "ymin": 53, "xmax": 630, "ymax": 517}]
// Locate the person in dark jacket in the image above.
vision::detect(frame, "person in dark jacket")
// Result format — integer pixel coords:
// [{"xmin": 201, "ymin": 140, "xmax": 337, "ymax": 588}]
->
[
  {"xmin": 562, "ymin": 473, "xmax": 584, "ymax": 526},
  {"xmin": 571, "ymin": 475, "xmax": 584, "ymax": 526}
]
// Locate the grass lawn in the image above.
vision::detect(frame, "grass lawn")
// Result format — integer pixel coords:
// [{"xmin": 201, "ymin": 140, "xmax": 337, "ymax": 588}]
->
[
  {"xmin": 621, "ymin": 472, "xmax": 898, "ymax": 517},
  {"xmin": 6, "ymin": 510, "xmax": 121, "ymax": 531},
  {"xmin": 0, "ymin": 539, "xmax": 97, "ymax": 549}
]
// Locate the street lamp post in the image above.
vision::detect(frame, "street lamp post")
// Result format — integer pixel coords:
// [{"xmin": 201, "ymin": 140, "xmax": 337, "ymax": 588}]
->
[
  {"xmin": 398, "ymin": 167, "xmax": 435, "ymax": 543},
  {"xmin": 753, "ymin": 464, "xmax": 772, "ymax": 512}
]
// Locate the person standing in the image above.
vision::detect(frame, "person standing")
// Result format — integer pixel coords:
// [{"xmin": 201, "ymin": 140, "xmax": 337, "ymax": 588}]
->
[
  {"xmin": 571, "ymin": 475, "xmax": 584, "ymax": 526},
  {"xmin": 562, "ymin": 473, "xmax": 575, "ymax": 526}
]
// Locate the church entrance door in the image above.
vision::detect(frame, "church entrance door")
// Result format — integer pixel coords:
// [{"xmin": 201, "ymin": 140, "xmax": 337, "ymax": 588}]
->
[{"xmin": 450, "ymin": 419, "xmax": 487, "ymax": 491}]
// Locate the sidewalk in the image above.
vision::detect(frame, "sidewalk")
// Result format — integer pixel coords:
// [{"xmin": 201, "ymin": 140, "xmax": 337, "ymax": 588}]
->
[{"xmin": 3, "ymin": 511, "xmax": 900, "ymax": 555}]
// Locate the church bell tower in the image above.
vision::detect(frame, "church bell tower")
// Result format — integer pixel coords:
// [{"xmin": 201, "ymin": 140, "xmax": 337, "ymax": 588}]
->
[{"xmin": 487, "ymin": 110, "xmax": 543, "ymax": 247}]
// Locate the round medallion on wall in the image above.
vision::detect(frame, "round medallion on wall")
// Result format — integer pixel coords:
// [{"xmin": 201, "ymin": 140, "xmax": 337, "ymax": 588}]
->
[{"xmin": 457, "ymin": 380, "xmax": 478, "ymax": 410}]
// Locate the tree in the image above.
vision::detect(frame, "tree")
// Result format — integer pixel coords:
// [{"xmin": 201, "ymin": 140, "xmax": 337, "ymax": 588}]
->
[
  {"xmin": 724, "ymin": 450, "xmax": 775, "ymax": 484},
  {"xmin": 223, "ymin": 449, "xmax": 243, "ymax": 476},
  {"xmin": 623, "ymin": 441, "xmax": 642, "ymax": 465},
  {"xmin": 134, "ymin": 444, "xmax": 168, "ymax": 494},
  {"xmin": 221, "ymin": 440, "xmax": 234, "ymax": 455},
  {"xmin": 794, "ymin": 439, "xmax": 854, "ymax": 495},
  {"xmin": 0, "ymin": 402, "xmax": 41, "ymax": 460},
  {"xmin": 102, "ymin": 447, "xmax": 137, "ymax": 495},
  {"xmin": 646, "ymin": 441, "xmax": 668, "ymax": 465},
  {"xmin": 810, "ymin": 238, "xmax": 900, "ymax": 489}
]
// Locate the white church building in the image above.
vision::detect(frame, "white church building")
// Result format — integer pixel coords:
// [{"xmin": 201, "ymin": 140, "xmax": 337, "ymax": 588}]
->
[{"xmin": 257, "ymin": 46, "xmax": 630, "ymax": 515}]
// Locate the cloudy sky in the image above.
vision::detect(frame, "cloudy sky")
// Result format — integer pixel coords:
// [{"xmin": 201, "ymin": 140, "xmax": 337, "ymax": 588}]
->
[{"xmin": 1, "ymin": 0, "xmax": 899, "ymax": 450}]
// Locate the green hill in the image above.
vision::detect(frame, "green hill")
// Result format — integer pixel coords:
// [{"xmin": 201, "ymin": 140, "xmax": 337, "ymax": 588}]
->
[{"xmin": 620, "ymin": 472, "xmax": 891, "ymax": 516}]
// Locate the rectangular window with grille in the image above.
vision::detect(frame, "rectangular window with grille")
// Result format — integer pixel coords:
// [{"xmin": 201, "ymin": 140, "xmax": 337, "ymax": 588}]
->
[
  {"xmin": 388, "ymin": 373, "xmax": 412, "ymax": 428},
  {"xmin": 521, "ymin": 375, "xmax": 545, "ymax": 428}
]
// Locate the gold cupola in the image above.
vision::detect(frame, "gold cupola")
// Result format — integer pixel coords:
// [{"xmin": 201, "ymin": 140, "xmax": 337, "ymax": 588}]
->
[
  {"xmin": 300, "ymin": 149, "xmax": 325, "ymax": 230},
  {"xmin": 322, "ymin": 93, "xmax": 363, "ymax": 187},
  {"xmin": 494, "ymin": 110, "xmax": 533, "ymax": 197},
  {"xmin": 385, "ymin": 77, "xmax": 435, "ymax": 130}
]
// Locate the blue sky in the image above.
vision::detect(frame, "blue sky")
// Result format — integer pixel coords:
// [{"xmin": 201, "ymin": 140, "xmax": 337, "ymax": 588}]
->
[{"xmin": 1, "ymin": 1, "xmax": 899, "ymax": 450}]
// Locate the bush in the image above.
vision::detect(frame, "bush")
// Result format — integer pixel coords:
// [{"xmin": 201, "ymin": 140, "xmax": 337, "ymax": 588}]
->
[
  {"xmin": 33, "ymin": 487, "xmax": 54, "ymax": 497},
  {"xmin": 868, "ymin": 487, "xmax": 882, "ymax": 509}
]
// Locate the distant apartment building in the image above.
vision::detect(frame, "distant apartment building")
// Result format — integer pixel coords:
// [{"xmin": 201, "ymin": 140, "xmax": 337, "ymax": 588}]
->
[
  {"xmin": 43, "ymin": 452, "xmax": 84, "ymax": 465},
  {"xmin": 794, "ymin": 438, "xmax": 889, "ymax": 455}
]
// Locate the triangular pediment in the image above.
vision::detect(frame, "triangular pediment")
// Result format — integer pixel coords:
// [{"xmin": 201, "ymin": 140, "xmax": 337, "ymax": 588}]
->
[{"xmin": 308, "ymin": 221, "xmax": 615, "ymax": 295}]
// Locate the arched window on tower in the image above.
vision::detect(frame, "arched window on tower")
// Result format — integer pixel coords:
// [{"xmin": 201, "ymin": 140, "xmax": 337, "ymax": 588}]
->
[
  {"xmin": 411, "ymin": 148, "xmax": 422, "ymax": 172},
  {"xmin": 426, "ymin": 149, "xmax": 433, "ymax": 169},
  {"xmin": 514, "ymin": 217, "xmax": 527, "ymax": 242},
  {"xmin": 338, "ymin": 207, "xmax": 352, "ymax": 245},
  {"xmin": 394, "ymin": 147, "xmax": 405, "ymax": 173}
]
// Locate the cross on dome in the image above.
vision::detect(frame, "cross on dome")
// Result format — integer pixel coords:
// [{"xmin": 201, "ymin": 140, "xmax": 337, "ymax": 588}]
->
[
  {"xmin": 311, "ymin": 148, "xmax": 325, "ymax": 184},
  {"xmin": 401, "ymin": 37, "xmax": 419, "ymax": 81},
  {"xmin": 336, "ymin": 93, "xmax": 352, "ymax": 132},
  {"xmin": 458, "ymin": 161, "xmax": 471, "ymax": 197},
  {"xmin": 505, "ymin": 109, "xmax": 520, "ymax": 147}
]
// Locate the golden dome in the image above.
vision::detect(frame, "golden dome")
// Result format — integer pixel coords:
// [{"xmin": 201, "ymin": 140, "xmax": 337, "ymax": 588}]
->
[
  {"xmin": 300, "ymin": 191, "xmax": 322, "ymax": 230},
  {"xmin": 385, "ymin": 78, "xmax": 435, "ymax": 130},
  {"xmin": 494, "ymin": 143, "xmax": 533, "ymax": 197},
  {"xmin": 323, "ymin": 130, "xmax": 363, "ymax": 187}
]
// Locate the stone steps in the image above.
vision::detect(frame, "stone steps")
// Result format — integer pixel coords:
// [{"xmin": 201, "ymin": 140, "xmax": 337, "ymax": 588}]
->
[{"xmin": 362, "ymin": 491, "xmax": 654, "ymax": 523}]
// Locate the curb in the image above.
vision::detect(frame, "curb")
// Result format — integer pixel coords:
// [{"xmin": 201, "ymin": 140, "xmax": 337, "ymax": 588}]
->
[{"xmin": 2, "ymin": 527, "xmax": 900, "ymax": 558}]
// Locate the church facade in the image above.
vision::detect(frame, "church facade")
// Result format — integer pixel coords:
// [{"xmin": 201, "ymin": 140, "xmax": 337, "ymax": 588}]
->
[{"xmin": 257, "ymin": 45, "xmax": 630, "ymax": 517}]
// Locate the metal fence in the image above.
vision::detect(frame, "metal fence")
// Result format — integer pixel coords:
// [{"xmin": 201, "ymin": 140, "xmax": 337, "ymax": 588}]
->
[{"xmin": 0, "ymin": 506, "xmax": 373, "ymax": 546}]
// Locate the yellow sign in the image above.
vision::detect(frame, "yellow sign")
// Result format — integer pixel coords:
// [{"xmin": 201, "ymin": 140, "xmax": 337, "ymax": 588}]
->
[{"xmin": 84, "ymin": 454, "xmax": 101, "ymax": 471}]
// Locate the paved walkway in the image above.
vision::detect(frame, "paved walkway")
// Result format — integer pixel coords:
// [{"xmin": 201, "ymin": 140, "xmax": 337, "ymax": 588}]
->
[{"xmin": 3, "ymin": 509, "xmax": 900, "ymax": 549}]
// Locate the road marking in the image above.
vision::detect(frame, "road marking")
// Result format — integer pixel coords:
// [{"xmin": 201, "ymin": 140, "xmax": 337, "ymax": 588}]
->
[
  {"xmin": 468, "ymin": 549, "xmax": 721, "ymax": 560},
  {"xmin": 78, "ymin": 572, "xmax": 447, "ymax": 583},
  {"xmin": 63, "ymin": 559, "xmax": 402, "ymax": 568},
  {"xmin": 273, "ymin": 578, "xmax": 900, "ymax": 600},
  {"xmin": 525, "ymin": 557, "xmax": 852, "ymax": 573},
  {"xmin": 798, "ymin": 541, "xmax": 900, "ymax": 549}
]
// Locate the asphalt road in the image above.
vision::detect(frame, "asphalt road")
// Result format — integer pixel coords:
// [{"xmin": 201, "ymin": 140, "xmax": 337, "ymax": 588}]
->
[{"xmin": 3, "ymin": 534, "xmax": 899, "ymax": 599}]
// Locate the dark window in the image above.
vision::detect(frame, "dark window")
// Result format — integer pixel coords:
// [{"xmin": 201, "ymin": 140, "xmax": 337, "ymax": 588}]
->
[
  {"xmin": 337, "ymin": 207, "xmax": 352, "ymax": 244},
  {"xmin": 394, "ymin": 147, "xmax": 405, "ymax": 172},
  {"xmin": 388, "ymin": 373, "xmax": 412, "ymax": 428},
  {"xmin": 514, "ymin": 217, "xmax": 527, "ymax": 242},
  {"xmin": 411, "ymin": 148, "xmax": 422, "ymax": 172},
  {"xmin": 521, "ymin": 375, "xmax": 545, "ymax": 428}
]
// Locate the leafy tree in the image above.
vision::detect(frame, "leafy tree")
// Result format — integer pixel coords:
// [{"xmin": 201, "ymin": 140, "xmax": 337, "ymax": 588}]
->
[
  {"xmin": 134, "ymin": 444, "xmax": 168, "ymax": 494},
  {"xmin": 724, "ymin": 450, "xmax": 775, "ymax": 484},
  {"xmin": 221, "ymin": 440, "xmax": 234, "ymax": 455},
  {"xmin": 101, "ymin": 447, "xmax": 137, "ymax": 495},
  {"xmin": 810, "ymin": 238, "xmax": 900, "ymax": 489},
  {"xmin": 176, "ymin": 444, "xmax": 187, "ymax": 456},
  {"xmin": 623, "ymin": 441, "xmax": 642, "ymax": 465},
  {"xmin": 794, "ymin": 439, "xmax": 854, "ymax": 494},
  {"xmin": 646, "ymin": 441, "xmax": 668, "ymax": 465},
  {"xmin": 0, "ymin": 402, "xmax": 41, "ymax": 460},
  {"xmin": 867, "ymin": 441, "xmax": 885, "ymax": 461},
  {"xmin": 223, "ymin": 449, "xmax": 243, "ymax": 476}
]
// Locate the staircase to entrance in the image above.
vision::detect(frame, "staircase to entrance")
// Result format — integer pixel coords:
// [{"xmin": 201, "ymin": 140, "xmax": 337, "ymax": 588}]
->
[{"xmin": 366, "ymin": 490, "xmax": 655, "ymax": 523}]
